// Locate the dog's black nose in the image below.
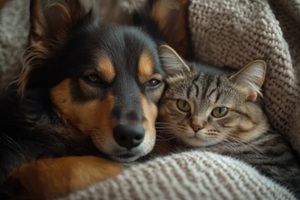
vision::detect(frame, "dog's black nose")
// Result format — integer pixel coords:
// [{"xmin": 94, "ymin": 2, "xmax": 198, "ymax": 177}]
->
[{"xmin": 113, "ymin": 124, "xmax": 145, "ymax": 149}]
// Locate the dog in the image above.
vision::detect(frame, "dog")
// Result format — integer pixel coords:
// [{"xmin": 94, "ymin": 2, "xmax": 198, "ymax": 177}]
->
[
  {"xmin": 0, "ymin": 0, "xmax": 168, "ymax": 198},
  {"xmin": 133, "ymin": 0, "xmax": 190, "ymax": 58}
]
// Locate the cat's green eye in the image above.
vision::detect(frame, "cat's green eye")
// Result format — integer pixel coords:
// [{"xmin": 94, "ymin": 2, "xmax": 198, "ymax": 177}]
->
[
  {"xmin": 177, "ymin": 100, "xmax": 191, "ymax": 112},
  {"xmin": 211, "ymin": 107, "xmax": 228, "ymax": 118}
]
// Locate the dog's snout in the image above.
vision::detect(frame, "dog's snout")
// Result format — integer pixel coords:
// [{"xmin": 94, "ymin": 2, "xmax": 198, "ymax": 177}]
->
[
  {"xmin": 113, "ymin": 124, "xmax": 145, "ymax": 149},
  {"xmin": 112, "ymin": 106, "xmax": 143, "ymax": 122}
]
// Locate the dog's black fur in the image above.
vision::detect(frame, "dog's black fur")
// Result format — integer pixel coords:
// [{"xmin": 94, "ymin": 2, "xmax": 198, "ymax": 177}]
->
[{"xmin": 0, "ymin": 0, "xmax": 167, "ymax": 186}]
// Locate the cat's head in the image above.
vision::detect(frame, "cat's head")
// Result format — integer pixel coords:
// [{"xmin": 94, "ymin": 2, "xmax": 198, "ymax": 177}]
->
[{"xmin": 158, "ymin": 45, "xmax": 269, "ymax": 147}]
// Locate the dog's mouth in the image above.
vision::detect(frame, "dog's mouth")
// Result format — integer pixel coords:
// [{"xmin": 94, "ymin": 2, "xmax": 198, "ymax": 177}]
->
[{"xmin": 109, "ymin": 152, "xmax": 141, "ymax": 163}]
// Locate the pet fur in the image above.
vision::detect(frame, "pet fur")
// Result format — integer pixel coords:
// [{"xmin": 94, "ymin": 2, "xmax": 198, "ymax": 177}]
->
[{"xmin": 0, "ymin": 0, "xmax": 167, "ymax": 198}]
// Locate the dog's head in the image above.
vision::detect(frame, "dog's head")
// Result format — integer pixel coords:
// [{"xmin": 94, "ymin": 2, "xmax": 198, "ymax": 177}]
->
[{"xmin": 19, "ymin": 0, "xmax": 166, "ymax": 162}]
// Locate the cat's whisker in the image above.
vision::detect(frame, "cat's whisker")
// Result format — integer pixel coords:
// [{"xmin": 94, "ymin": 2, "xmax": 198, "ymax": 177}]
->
[
  {"xmin": 204, "ymin": 131, "xmax": 266, "ymax": 157},
  {"xmin": 225, "ymin": 135, "xmax": 266, "ymax": 156},
  {"xmin": 156, "ymin": 128, "xmax": 176, "ymax": 131},
  {"xmin": 155, "ymin": 127, "xmax": 174, "ymax": 130},
  {"xmin": 156, "ymin": 136, "xmax": 177, "ymax": 141},
  {"xmin": 156, "ymin": 127, "xmax": 178, "ymax": 136},
  {"xmin": 177, "ymin": 127, "xmax": 186, "ymax": 131},
  {"xmin": 157, "ymin": 126, "xmax": 174, "ymax": 130},
  {"xmin": 156, "ymin": 131, "xmax": 177, "ymax": 141},
  {"xmin": 219, "ymin": 139, "xmax": 238, "ymax": 150},
  {"xmin": 156, "ymin": 123, "xmax": 187, "ymax": 135},
  {"xmin": 155, "ymin": 122, "xmax": 173, "ymax": 125},
  {"xmin": 156, "ymin": 121, "xmax": 182, "ymax": 126},
  {"xmin": 157, "ymin": 130, "xmax": 175, "ymax": 134}
]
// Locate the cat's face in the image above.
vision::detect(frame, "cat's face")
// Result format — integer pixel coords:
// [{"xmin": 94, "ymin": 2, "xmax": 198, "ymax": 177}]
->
[{"xmin": 158, "ymin": 45, "xmax": 268, "ymax": 147}]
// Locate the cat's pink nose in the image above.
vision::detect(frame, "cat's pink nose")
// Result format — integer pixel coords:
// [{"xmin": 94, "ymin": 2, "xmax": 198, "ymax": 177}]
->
[{"xmin": 191, "ymin": 124, "xmax": 203, "ymax": 133}]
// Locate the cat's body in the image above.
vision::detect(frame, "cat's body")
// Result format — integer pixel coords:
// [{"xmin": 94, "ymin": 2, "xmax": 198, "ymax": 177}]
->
[
  {"xmin": 155, "ymin": 45, "xmax": 300, "ymax": 197},
  {"xmin": 158, "ymin": 130, "xmax": 300, "ymax": 197}
]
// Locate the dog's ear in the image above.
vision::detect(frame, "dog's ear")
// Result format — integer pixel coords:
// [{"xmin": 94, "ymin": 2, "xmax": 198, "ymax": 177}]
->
[
  {"xmin": 29, "ymin": 0, "xmax": 95, "ymax": 50},
  {"xmin": 18, "ymin": 0, "xmax": 95, "ymax": 95},
  {"xmin": 149, "ymin": 0, "xmax": 188, "ymax": 56},
  {"xmin": 159, "ymin": 45, "xmax": 190, "ymax": 77}
]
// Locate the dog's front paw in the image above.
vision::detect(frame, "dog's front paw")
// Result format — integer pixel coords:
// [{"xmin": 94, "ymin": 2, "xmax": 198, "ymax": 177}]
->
[
  {"xmin": 1, "ymin": 156, "xmax": 122, "ymax": 200},
  {"xmin": 0, "ymin": 178, "xmax": 20, "ymax": 200},
  {"xmin": 0, "ymin": 169, "xmax": 41, "ymax": 200}
]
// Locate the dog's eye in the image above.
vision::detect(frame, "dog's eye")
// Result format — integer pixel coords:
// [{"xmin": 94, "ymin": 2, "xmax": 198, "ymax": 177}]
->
[
  {"xmin": 85, "ymin": 74, "xmax": 102, "ymax": 84},
  {"xmin": 146, "ymin": 79, "xmax": 161, "ymax": 88}
]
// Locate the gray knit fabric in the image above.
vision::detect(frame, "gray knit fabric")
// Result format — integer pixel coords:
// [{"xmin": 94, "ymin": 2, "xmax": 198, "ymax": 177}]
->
[
  {"xmin": 188, "ymin": 0, "xmax": 300, "ymax": 154},
  {"xmin": 0, "ymin": 0, "xmax": 299, "ymax": 199},
  {"xmin": 61, "ymin": 151, "xmax": 296, "ymax": 200},
  {"xmin": 0, "ymin": 0, "xmax": 29, "ymax": 87}
]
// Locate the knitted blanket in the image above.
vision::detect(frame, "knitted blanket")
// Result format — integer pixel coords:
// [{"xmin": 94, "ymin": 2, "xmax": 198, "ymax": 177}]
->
[
  {"xmin": 0, "ymin": 0, "xmax": 299, "ymax": 199},
  {"xmin": 62, "ymin": 151, "xmax": 295, "ymax": 200}
]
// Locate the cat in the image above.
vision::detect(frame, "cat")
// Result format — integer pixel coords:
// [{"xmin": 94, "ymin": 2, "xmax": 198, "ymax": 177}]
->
[{"xmin": 155, "ymin": 45, "xmax": 300, "ymax": 197}]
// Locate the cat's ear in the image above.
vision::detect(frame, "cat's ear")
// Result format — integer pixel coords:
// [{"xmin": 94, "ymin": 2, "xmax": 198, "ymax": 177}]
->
[
  {"xmin": 159, "ymin": 45, "xmax": 190, "ymax": 77},
  {"xmin": 29, "ymin": 0, "xmax": 95, "ymax": 50},
  {"xmin": 229, "ymin": 60, "xmax": 267, "ymax": 101}
]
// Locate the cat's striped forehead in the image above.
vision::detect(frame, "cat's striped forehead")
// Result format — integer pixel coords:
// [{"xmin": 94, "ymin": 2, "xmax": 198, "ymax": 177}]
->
[{"xmin": 165, "ymin": 72, "xmax": 243, "ymax": 108}]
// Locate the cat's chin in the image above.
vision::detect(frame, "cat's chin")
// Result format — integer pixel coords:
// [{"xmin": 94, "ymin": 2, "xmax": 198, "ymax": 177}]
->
[{"xmin": 181, "ymin": 137, "xmax": 221, "ymax": 147}]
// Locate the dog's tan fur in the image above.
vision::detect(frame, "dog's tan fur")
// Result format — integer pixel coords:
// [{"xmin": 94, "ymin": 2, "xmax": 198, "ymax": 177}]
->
[
  {"xmin": 6, "ymin": 156, "xmax": 121, "ymax": 199},
  {"xmin": 150, "ymin": 0, "xmax": 189, "ymax": 56}
]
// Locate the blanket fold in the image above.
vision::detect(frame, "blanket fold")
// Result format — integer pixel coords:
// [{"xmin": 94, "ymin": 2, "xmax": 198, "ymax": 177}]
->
[{"xmin": 61, "ymin": 151, "xmax": 296, "ymax": 200}]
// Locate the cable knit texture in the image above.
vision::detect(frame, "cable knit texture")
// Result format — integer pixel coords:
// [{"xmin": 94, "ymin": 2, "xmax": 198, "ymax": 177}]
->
[
  {"xmin": 0, "ymin": 0, "xmax": 299, "ymax": 199},
  {"xmin": 61, "ymin": 151, "xmax": 295, "ymax": 200}
]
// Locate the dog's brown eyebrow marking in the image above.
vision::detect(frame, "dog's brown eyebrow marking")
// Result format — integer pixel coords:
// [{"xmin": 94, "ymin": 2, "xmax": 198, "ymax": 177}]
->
[
  {"xmin": 138, "ymin": 51, "xmax": 155, "ymax": 83},
  {"xmin": 97, "ymin": 54, "xmax": 116, "ymax": 83}
]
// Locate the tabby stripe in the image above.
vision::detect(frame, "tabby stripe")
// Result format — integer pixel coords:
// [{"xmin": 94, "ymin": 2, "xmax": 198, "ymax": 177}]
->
[
  {"xmin": 207, "ymin": 88, "xmax": 217, "ymax": 102},
  {"xmin": 215, "ymin": 92, "xmax": 221, "ymax": 104},
  {"xmin": 201, "ymin": 76, "xmax": 211, "ymax": 99},
  {"xmin": 216, "ymin": 76, "xmax": 221, "ymax": 88},
  {"xmin": 230, "ymin": 109, "xmax": 256, "ymax": 125},
  {"xmin": 193, "ymin": 74, "xmax": 201, "ymax": 98},
  {"xmin": 215, "ymin": 77, "xmax": 222, "ymax": 103},
  {"xmin": 193, "ymin": 82, "xmax": 199, "ymax": 98},
  {"xmin": 187, "ymin": 84, "xmax": 193, "ymax": 99},
  {"xmin": 206, "ymin": 76, "xmax": 217, "ymax": 102}
]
